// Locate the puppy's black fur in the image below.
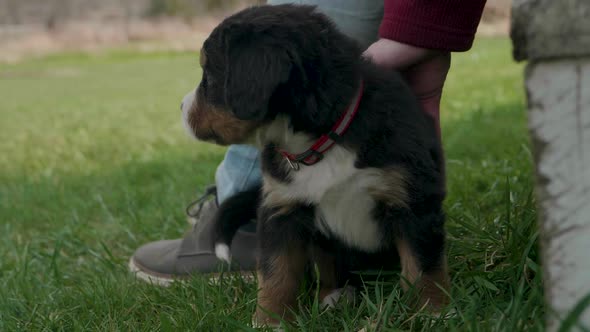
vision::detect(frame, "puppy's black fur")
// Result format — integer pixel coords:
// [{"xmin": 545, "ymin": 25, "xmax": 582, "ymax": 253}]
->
[
  {"xmin": 185, "ymin": 4, "xmax": 448, "ymax": 325},
  {"xmin": 212, "ymin": 187, "xmax": 260, "ymax": 246}
]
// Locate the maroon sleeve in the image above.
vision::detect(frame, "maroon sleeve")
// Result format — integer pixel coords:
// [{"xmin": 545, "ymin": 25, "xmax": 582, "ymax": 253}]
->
[{"xmin": 379, "ymin": 0, "xmax": 487, "ymax": 52}]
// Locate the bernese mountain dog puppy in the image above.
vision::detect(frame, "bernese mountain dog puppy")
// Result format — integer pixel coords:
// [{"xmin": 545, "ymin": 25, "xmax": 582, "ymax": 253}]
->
[{"xmin": 181, "ymin": 4, "xmax": 448, "ymax": 326}]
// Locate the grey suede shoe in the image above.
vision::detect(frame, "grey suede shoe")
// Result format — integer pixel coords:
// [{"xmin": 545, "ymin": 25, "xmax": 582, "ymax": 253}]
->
[
  {"xmin": 129, "ymin": 186, "xmax": 257, "ymax": 286},
  {"xmin": 185, "ymin": 185, "xmax": 217, "ymax": 226}
]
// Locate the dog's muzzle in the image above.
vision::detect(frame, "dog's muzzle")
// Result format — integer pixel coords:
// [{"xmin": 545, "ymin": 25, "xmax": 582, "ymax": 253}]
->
[
  {"xmin": 181, "ymin": 89, "xmax": 198, "ymax": 139},
  {"xmin": 181, "ymin": 90, "xmax": 195, "ymax": 114}
]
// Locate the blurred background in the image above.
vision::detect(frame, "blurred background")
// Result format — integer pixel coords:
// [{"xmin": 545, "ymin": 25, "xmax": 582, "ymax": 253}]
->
[
  {"xmin": 1, "ymin": 1, "xmax": 546, "ymax": 330},
  {"xmin": 0, "ymin": 0, "xmax": 510, "ymax": 62}
]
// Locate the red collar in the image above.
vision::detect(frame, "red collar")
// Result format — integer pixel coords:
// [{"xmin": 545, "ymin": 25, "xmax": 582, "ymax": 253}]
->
[{"xmin": 279, "ymin": 80, "xmax": 365, "ymax": 170}]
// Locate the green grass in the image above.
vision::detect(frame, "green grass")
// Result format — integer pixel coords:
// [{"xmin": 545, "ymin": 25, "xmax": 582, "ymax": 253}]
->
[{"xmin": 0, "ymin": 37, "xmax": 543, "ymax": 331}]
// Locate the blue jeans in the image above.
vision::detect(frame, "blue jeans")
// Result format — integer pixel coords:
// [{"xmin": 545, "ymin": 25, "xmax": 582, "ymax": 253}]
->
[{"xmin": 215, "ymin": 0, "xmax": 384, "ymax": 204}]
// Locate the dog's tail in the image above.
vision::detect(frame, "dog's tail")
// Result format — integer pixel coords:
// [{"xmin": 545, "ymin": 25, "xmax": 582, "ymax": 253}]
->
[{"xmin": 212, "ymin": 186, "xmax": 261, "ymax": 263}]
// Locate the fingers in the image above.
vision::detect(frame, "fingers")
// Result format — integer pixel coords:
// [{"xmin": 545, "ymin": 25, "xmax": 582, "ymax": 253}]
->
[
  {"xmin": 363, "ymin": 38, "xmax": 451, "ymax": 136},
  {"xmin": 363, "ymin": 38, "xmax": 436, "ymax": 69},
  {"xmin": 401, "ymin": 52, "xmax": 450, "ymax": 100}
]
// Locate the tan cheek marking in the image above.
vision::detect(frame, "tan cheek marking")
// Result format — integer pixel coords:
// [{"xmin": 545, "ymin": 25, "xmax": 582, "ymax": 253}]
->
[
  {"xmin": 207, "ymin": 110, "xmax": 260, "ymax": 143},
  {"xmin": 187, "ymin": 94, "xmax": 260, "ymax": 144}
]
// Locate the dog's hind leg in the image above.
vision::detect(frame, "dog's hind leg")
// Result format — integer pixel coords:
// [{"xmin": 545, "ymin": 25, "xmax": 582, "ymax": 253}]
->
[
  {"xmin": 308, "ymin": 245, "xmax": 355, "ymax": 308},
  {"xmin": 393, "ymin": 209, "xmax": 450, "ymax": 311}
]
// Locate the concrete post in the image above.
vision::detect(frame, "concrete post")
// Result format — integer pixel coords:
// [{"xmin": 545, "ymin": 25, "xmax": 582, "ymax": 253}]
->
[{"xmin": 511, "ymin": 0, "xmax": 590, "ymax": 330}]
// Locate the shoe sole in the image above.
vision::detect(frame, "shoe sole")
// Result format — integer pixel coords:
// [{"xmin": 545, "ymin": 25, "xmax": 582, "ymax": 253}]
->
[{"xmin": 128, "ymin": 257, "xmax": 255, "ymax": 287}]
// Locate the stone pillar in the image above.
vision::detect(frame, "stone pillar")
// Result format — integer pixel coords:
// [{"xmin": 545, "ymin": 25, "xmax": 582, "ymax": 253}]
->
[{"xmin": 511, "ymin": 0, "xmax": 590, "ymax": 330}]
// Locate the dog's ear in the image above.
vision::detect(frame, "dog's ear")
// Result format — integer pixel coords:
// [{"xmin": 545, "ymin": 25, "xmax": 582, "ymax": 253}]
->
[{"xmin": 223, "ymin": 31, "xmax": 292, "ymax": 121}]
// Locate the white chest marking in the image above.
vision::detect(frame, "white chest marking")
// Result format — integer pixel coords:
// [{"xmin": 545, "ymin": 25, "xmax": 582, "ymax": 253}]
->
[
  {"xmin": 259, "ymin": 118, "xmax": 383, "ymax": 251},
  {"xmin": 315, "ymin": 168, "xmax": 384, "ymax": 252}
]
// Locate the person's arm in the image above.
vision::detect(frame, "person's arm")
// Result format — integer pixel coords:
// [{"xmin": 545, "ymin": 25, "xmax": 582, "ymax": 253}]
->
[
  {"xmin": 379, "ymin": 0, "xmax": 487, "ymax": 52},
  {"xmin": 364, "ymin": 0, "xmax": 487, "ymax": 135}
]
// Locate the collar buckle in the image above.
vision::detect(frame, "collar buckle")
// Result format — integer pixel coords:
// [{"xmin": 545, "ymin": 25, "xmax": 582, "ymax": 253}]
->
[
  {"xmin": 284, "ymin": 156, "xmax": 300, "ymax": 171},
  {"xmin": 297, "ymin": 150, "xmax": 324, "ymax": 166},
  {"xmin": 282, "ymin": 150, "xmax": 324, "ymax": 171},
  {"xmin": 277, "ymin": 79, "xmax": 364, "ymax": 170}
]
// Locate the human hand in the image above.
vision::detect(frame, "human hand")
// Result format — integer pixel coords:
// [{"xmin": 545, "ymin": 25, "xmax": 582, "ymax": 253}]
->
[{"xmin": 363, "ymin": 38, "xmax": 451, "ymax": 135}]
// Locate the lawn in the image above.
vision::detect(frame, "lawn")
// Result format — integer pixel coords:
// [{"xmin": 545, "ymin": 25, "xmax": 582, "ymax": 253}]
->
[{"xmin": 0, "ymin": 37, "xmax": 543, "ymax": 331}]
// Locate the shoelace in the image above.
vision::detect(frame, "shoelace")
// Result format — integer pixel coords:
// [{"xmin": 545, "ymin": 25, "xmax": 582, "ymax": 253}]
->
[{"xmin": 185, "ymin": 185, "xmax": 217, "ymax": 218}]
